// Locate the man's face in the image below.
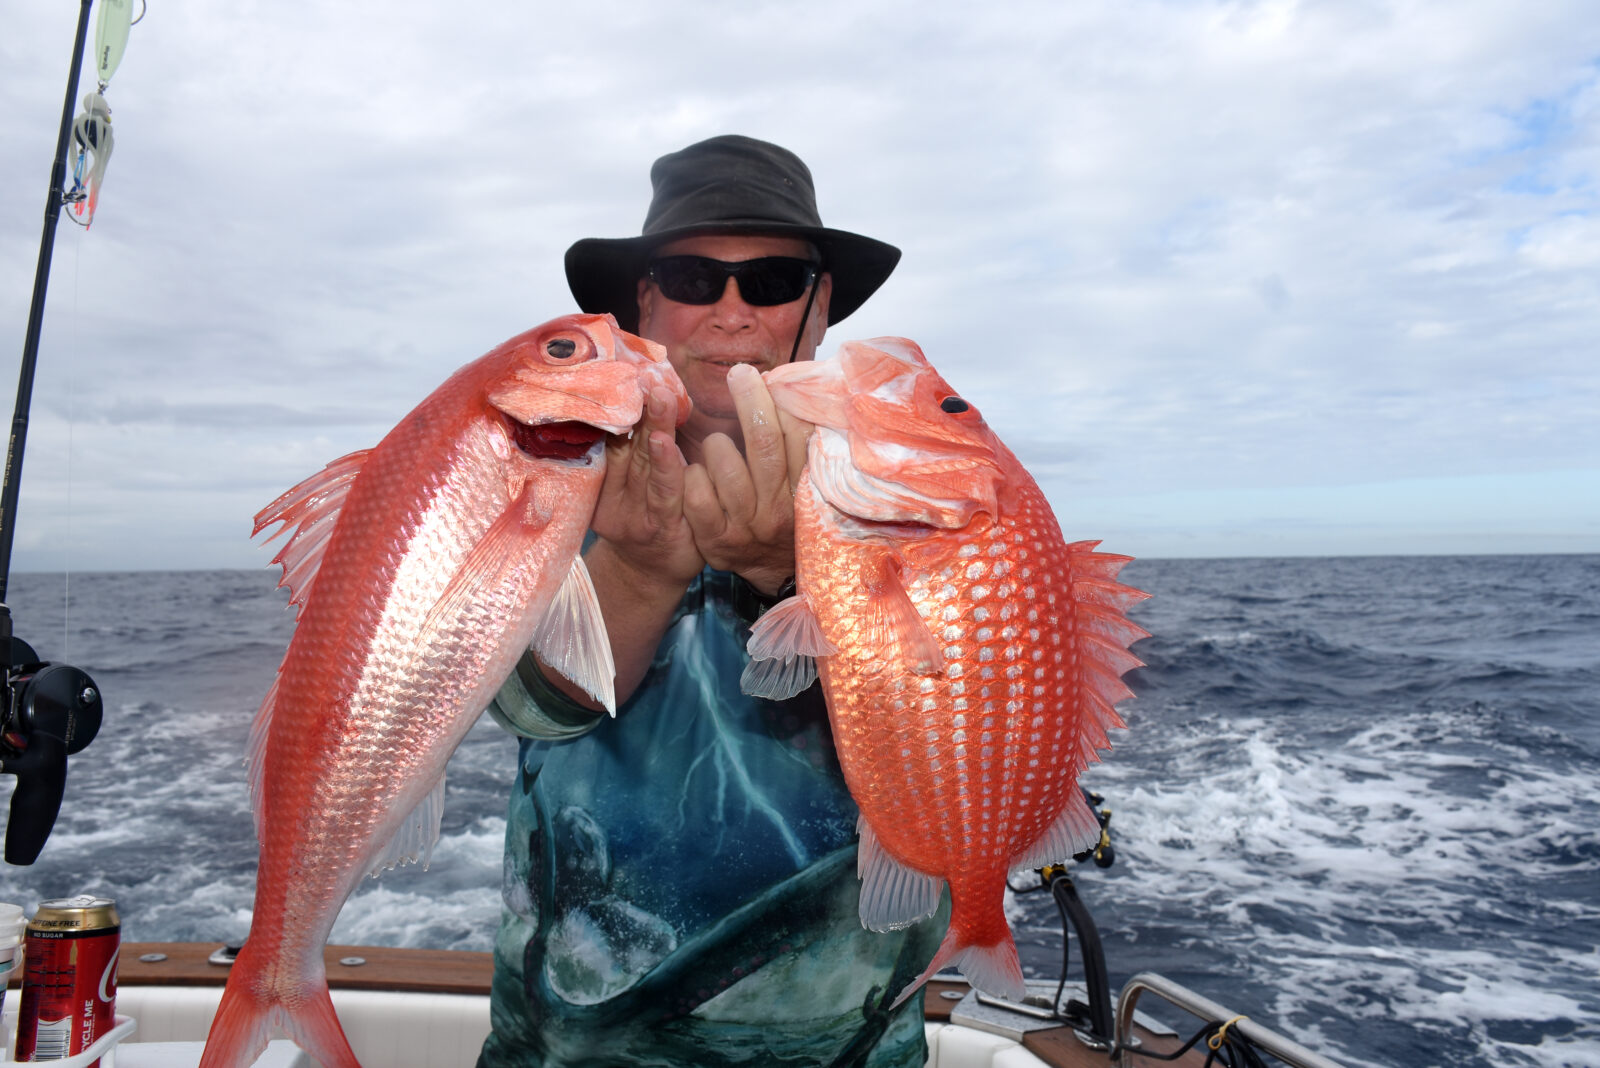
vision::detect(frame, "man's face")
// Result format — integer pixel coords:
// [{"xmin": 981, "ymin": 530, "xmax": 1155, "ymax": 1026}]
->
[{"xmin": 636, "ymin": 233, "xmax": 832, "ymax": 447}]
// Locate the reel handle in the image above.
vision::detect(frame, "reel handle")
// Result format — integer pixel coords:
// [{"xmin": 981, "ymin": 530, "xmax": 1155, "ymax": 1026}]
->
[{"xmin": 1, "ymin": 655, "xmax": 103, "ymax": 864}]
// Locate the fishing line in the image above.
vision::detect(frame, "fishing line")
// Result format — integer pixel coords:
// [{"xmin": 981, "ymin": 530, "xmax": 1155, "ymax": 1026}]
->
[{"xmin": 64, "ymin": 222, "xmax": 82, "ymax": 660}]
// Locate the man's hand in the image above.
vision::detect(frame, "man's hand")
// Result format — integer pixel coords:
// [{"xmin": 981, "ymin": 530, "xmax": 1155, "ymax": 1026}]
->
[
  {"xmin": 684, "ymin": 363, "xmax": 812, "ymax": 595},
  {"xmin": 540, "ymin": 384, "xmax": 702, "ymax": 712},
  {"xmin": 589, "ymin": 384, "xmax": 704, "ymax": 588}
]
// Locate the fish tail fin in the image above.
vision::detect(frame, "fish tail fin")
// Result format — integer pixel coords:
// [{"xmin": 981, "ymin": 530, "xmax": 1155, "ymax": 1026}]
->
[
  {"xmin": 199, "ymin": 951, "xmax": 361, "ymax": 1068},
  {"xmin": 889, "ymin": 924, "xmax": 1025, "ymax": 1009},
  {"xmin": 198, "ymin": 974, "xmax": 275, "ymax": 1068},
  {"xmin": 278, "ymin": 983, "xmax": 362, "ymax": 1068}
]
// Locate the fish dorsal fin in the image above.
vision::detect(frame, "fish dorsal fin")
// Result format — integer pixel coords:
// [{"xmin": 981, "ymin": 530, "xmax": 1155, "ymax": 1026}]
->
[
  {"xmin": 1012, "ymin": 787, "xmax": 1101, "ymax": 874},
  {"xmin": 1066, "ymin": 539, "xmax": 1151, "ymax": 763},
  {"xmin": 529, "ymin": 555, "xmax": 617, "ymax": 716},
  {"xmin": 740, "ymin": 594, "xmax": 834, "ymax": 700},
  {"xmin": 366, "ymin": 773, "xmax": 448, "ymax": 878},
  {"xmin": 863, "ymin": 553, "xmax": 943, "ymax": 674},
  {"xmin": 252, "ymin": 449, "xmax": 372, "ymax": 613},
  {"xmin": 856, "ymin": 815, "xmax": 943, "ymax": 932}
]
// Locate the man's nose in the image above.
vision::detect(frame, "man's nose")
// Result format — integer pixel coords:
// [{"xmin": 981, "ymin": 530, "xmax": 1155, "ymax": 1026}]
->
[{"xmin": 709, "ymin": 276, "xmax": 757, "ymax": 326}]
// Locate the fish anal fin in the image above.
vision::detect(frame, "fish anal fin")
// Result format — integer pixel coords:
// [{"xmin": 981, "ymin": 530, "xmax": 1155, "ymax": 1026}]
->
[
  {"xmin": 530, "ymin": 556, "xmax": 617, "ymax": 716},
  {"xmin": 245, "ymin": 678, "xmax": 279, "ymax": 841},
  {"xmin": 1012, "ymin": 788, "xmax": 1101, "ymax": 873},
  {"xmin": 252, "ymin": 449, "xmax": 372, "ymax": 613},
  {"xmin": 739, "ymin": 654, "xmax": 818, "ymax": 701},
  {"xmin": 367, "ymin": 773, "xmax": 447, "ymax": 878},
  {"xmin": 857, "ymin": 816, "xmax": 943, "ymax": 932},
  {"xmin": 863, "ymin": 554, "xmax": 942, "ymax": 674}
]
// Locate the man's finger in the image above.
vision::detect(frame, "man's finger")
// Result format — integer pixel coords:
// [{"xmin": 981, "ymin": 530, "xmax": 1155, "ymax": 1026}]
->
[
  {"xmin": 775, "ymin": 406, "xmax": 812, "ymax": 495},
  {"xmin": 699, "ymin": 432, "xmax": 755, "ymax": 525},
  {"xmin": 727, "ymin": 364, "xmax": 789, "ymax": 502},
  {"xmin": 643, "ymin": 431, "xmax": 687, "ymax": 520},
  {"xmin": 682, "ymin": 463, "xmax": 727, "ymax": 544}
]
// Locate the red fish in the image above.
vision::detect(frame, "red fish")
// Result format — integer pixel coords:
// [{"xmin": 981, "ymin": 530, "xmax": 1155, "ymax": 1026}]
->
[
  {"xmin": 199, "ymin": 314, "xmax": 686, "ymax": 1068},
  {"xmin": 745, "ymin": 337, "xmax": 1147, "ymax": 1006}
]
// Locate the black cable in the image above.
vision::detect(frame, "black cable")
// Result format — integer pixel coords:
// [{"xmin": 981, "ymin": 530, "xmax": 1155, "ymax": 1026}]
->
[{"xmin": 786, "ymin": 273, "xmax": 821, "ymax": 363}]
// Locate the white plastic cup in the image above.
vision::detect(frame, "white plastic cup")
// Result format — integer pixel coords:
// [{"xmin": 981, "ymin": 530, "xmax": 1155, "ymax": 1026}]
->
[{"xmin": 0, "ymin": 902, "xmax": 25, "ymax": 1018}]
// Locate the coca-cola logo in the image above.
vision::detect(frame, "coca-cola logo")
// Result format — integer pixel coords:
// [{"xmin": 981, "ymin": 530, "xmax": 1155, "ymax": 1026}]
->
[{"xmin": 98, "ymin": 946, "xmax": 119, "ymax": 1004}]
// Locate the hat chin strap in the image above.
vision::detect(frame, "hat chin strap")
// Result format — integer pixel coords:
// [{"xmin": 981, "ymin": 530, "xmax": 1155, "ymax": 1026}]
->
[{"xmin": 787, "ymin": 276, "xmax": 822, "ymax": 364}]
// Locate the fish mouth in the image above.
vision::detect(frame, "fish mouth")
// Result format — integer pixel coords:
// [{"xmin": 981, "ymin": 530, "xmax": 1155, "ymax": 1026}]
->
[{"xmin": 504, "ymin": 416, "xmax": 609, "ymax": 462}]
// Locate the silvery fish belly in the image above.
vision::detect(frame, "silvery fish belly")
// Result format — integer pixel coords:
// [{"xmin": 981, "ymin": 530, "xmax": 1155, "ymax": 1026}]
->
[
  {"xmin": 199, "ymin": 314, "xmax": 687, "ymax": 1068},
  {"xmin": 747, "ymin": 337, "xmax": 1147, "ymax": 1007}
]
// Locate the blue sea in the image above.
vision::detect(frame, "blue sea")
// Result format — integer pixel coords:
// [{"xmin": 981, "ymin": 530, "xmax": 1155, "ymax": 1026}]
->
[{"xmin": 0, "ymin": 555, "xmax": 1595, "ymax": 1068}]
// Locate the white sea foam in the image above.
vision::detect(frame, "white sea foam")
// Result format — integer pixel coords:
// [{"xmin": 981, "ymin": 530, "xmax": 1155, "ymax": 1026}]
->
[{"xmin": 1058, "ymin": 694, "xmax": 1600, "ymax": 1068}]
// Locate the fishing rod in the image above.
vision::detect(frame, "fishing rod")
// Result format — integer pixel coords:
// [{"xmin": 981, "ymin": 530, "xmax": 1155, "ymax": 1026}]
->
[{"xmin": 0, "ymin": 0, "xmax": 120, "ymax": 866}]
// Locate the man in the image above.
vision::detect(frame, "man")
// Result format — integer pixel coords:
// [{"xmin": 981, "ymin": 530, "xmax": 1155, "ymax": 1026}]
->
[{"xmin": 477, "ymin": 136, "xmax": 944, "ymax": 1068}]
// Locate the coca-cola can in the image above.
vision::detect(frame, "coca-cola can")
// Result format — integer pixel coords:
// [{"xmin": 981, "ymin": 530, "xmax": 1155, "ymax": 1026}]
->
[{"xmin": 14, "ymin": 895, "xmax": 120, "ymax": 1064}]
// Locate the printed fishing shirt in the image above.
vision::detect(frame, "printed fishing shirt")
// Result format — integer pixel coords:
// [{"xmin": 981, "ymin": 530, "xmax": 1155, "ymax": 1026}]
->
[{"xmin": 477, "ymin": 567, "xmax": 945, "ymax": 1068}]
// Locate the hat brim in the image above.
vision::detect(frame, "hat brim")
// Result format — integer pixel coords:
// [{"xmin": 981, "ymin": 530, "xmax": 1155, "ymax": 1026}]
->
[{"xmin": 566, "ymin": 223, "xmax": 901, "ymax": 336}]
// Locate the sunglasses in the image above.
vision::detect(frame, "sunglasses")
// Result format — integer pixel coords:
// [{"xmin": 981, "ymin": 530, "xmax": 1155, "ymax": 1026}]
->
[{"xmin": 647, "ymin": 255, "xmax": 819, "ymax": 307}]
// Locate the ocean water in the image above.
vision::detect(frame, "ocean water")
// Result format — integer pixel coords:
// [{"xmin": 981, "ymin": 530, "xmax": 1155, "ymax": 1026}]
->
[{"xmin": 0, "ymin": 555, "xmax": 1595, "ymax": 1068}]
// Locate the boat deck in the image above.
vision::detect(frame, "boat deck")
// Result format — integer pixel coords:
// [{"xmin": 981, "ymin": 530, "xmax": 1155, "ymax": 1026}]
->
[{"xmin": 107, "ymin": 942, "xmax": 1205, "ymax": 1068}]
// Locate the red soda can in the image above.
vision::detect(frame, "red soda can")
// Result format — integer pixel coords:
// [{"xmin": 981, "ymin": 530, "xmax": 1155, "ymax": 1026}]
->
[{"xmin": 14, "ymin": 895, "xmax": 120, "ymax": 1064}]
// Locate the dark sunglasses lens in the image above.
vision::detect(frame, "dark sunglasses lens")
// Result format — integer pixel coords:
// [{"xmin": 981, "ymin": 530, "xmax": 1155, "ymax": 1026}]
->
[
  {"xmin": 651, "ymin": 256, "xmax": 815, "ymax": 306},
  {"xmin": 737, "ymin": 259, "xmax": 813, "ymax": 305},
  {"xmin": 652, "ymin": 257, "xmax": 725, "ymax": 304}
]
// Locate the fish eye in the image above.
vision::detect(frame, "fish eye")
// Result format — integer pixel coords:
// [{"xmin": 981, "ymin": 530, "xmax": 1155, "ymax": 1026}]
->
[
  {"xmin": 940, "ymin": 396, "xmax": 970, "ymax": 414},
  {"xmin": 546, "ymin": 338, "xmax": 578, "ymax": 359}
]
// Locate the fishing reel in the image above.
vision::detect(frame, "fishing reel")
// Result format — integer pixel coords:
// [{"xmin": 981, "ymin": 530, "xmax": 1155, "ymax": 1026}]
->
[{"xmin": 0, "ymin": 633, "xmax": 103, "ymax": 865}]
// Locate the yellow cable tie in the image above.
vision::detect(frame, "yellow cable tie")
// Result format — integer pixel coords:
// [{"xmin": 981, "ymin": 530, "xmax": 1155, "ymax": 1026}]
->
[{"xmin": 1208, "ymin": 1015, "xmax": 1248, "ymax": 1051}]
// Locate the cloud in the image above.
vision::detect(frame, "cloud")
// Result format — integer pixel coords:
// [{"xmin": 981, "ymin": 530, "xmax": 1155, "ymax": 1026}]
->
[{"xmin": 2, "ymin": 0, "xmax": 1598, "ymax": 569}]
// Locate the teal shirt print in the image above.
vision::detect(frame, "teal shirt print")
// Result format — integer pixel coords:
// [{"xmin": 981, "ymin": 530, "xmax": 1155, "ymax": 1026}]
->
[{"xmin": 478, "ymin": 569, "xmax": 944, "ymax": 1068}]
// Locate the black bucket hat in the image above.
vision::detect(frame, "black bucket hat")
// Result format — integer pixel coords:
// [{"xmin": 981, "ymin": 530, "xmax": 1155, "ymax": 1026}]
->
[{"xmin": 565, "ymin": 135, "xmax": 901, "ymax": 334}]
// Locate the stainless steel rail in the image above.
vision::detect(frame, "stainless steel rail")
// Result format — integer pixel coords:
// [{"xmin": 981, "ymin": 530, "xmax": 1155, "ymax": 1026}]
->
[{"xmin": 1115, "ymin": 972, "xmax": 1347, "ymax": 1068}]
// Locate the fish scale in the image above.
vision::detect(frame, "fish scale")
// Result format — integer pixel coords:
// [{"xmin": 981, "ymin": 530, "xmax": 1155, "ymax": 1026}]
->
[
  {"xmin": 751, "ymin": 335, "xmax": 1148, "ymax": 1007},
  {"xmin": 803, "ymin": 480, "xmax": 1093, "ymax": 935}
]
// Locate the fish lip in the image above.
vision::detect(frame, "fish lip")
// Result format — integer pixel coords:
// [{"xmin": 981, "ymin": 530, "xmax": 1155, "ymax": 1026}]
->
[
  {"xmin": 835, "ymin": 514, "xmax": 946, "ymax": 539},
  {"xmin": 509, "ymin": 408, "xmax": 635, "ymax": 435}
]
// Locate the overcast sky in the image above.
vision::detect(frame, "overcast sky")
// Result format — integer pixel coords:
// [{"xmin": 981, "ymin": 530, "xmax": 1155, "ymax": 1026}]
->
[{"xmin": 2, "ymin": 0, "xmax": 1597, "ymax": 572}]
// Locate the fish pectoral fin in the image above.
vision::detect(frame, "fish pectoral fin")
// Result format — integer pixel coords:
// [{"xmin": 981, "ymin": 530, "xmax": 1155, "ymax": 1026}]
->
[
  {"xmin": 864, "ymin": 555, "xmax": 943, "ymax": 674},
  {"xmin": 421, "ymin": 482, "xmax": 549, "ymax": 643},
  {"xmin": 529, "ymin": 556, "xmax": 617, "ymax": 716},
  {"xmin": 740, "ymin": 594, "xmax": 833, "ymax": 700},
  {"xmin": 856, "ymin": 816, "xmax": 943, "ymax": 932},
  {"xmin": 1011, "ymin": 788, "xmax": 1101, "ymax": 874},
  {"xmin": 366, "ymin": 773, "xmax": 447, "ymax": 878}
]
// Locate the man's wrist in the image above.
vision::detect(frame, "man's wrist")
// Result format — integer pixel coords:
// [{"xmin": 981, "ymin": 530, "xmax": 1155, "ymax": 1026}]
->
[
  {"xmin": 589, "ymin": 537, "xmax": 698, "ymax": 603},
  {"xmin": 728, "ymin": 572, "xmax": 796, "ymax": 624}
]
